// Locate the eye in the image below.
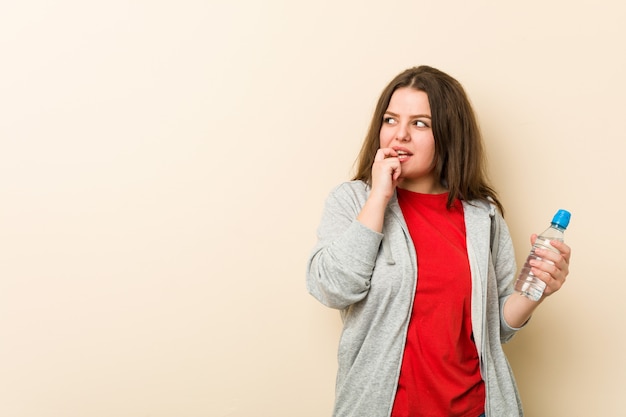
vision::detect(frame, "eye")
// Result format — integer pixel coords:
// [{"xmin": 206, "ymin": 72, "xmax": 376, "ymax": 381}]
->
[
  {"xmin": 413, "ymin": 119, "xmax": 429, "ymax": 128},
  {"xmin": 383, "ymin": 116, "xmax": 397, "ymax": 125}
]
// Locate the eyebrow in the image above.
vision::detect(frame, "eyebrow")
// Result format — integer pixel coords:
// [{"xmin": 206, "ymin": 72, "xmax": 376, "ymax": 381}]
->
[{"xmin": 384, "ymin": 111, "xmax": 432, "ymax": 119}]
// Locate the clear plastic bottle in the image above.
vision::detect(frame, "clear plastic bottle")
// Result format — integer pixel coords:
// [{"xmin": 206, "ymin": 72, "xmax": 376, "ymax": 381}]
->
[{"xmin": 515, "ymin": 209, "xmax": 571, "ymax": 301}]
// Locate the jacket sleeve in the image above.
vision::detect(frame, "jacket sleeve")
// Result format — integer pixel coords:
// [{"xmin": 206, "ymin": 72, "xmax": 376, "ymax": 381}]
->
[
  {"xmin": 491, "ymin": 210, "xmax": 523, "ymax": 343},
  {"xmin": 306, "ymin": 183, "xmax": 383, "ymax": 310}
]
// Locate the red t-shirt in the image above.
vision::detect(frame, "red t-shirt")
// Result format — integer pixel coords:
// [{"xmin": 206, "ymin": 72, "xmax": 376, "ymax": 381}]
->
[{"xmin": 391, "ymin": 189, "xmax": 485, "ymax": 417}]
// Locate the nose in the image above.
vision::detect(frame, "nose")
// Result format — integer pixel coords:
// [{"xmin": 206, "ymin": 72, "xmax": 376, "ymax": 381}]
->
[{"xmin": 395, "ymin": 125, "xmax": 410, "ymax": 142}]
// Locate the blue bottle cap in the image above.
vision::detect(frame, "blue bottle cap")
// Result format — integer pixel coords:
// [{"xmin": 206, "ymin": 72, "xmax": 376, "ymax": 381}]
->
[{"xmin": 551, "ymin": 209, "xmax": 571, "ymax": 229}]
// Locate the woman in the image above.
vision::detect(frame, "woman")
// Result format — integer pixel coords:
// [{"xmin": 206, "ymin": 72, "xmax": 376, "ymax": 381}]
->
[{"xmin": 306, "ymin": 66, "xmax": 571, "ymax": 417}]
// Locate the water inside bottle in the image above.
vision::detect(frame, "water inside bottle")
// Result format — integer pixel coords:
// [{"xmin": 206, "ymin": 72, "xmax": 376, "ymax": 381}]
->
[{"xmin": 514, "ymin": 236, "xmax": 563, "ymax": 301}]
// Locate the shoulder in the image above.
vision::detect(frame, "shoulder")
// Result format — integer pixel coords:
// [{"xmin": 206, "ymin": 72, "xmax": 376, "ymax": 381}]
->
[
  {"xmin": 322, "ymin": 180, "xmax": 371, "ymax": 216},
  {"xmin": 462, "ymin": 198, "xmax": 502, "ymax": 240},
  {"xmin": 330, "ymin": 180, "xmax": 369, "ymax": 194},
  {"xmin": 327, "ymin": 180, "xmax": 370, "ymax": 201},
  {"xmin": 462, "ymin": 198, "xmax": 496, "ymax": 219}
]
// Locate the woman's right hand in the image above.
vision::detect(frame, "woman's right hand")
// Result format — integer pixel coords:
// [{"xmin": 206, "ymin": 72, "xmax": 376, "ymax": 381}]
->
[
  {"xmin": 370, "ymin": 148, "xmax": 401, "ymax": 202},
  {"xmin": 356, "ymin": 148, "xmax": 401, "ymax": 233}
]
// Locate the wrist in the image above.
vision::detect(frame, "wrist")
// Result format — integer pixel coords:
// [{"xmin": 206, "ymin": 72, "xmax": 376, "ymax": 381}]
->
[
  {"xmin": 504, "ymin": 292, "xmax": 543, "ymax": 328},
  {"xmin": 368, "ymin": 186, "xmax": 394, "ymax": 205},
  {"xmin": 357, "ymin": 192, "xmax": 391, "ymax": 233}
]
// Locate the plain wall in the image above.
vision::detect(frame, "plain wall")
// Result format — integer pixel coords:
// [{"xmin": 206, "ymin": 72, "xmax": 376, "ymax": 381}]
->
[{"xmin": 1, "ymin": 1, "xmax": 625, "ymax": 416}]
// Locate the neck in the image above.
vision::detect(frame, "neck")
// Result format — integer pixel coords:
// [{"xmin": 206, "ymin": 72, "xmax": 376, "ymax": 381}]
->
[{"xmin": 397, "ymin": 178, "xmax": 447, "ymax": 194}]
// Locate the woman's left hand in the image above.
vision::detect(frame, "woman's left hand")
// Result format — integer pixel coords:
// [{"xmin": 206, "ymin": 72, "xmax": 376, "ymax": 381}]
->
[{"xmin": 529, "ymin": 234, "xmax": 572, "ymax": 297}]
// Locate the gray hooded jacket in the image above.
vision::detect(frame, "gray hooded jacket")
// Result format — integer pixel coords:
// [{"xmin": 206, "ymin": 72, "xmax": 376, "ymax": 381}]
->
[{"xmin": 306, "ymin": 181, "xmax": 524, "ymax": 417}]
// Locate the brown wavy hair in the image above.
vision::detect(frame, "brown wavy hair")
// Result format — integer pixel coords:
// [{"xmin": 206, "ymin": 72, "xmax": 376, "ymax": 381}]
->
[{"xmin": 352, "ymin": 65, "xmax": 504, "ymax": 214}]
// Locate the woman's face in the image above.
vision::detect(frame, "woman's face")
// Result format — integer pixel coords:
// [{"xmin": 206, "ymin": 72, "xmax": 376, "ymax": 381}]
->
[{"xmin": 379, "ymin": 87, "xmax": 440, "ymax": 193}]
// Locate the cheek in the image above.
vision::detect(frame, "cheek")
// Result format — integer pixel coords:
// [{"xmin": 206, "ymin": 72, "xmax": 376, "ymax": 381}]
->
[
  {"xmin": 379, "ymin": 128, "xmax": 392, "ymax": 147},
  {"xmin": 425, "ymin": 142, "xmax": 437, "ymax": 165},
  {"xmin": 420, "ymin": 136, "xmax": 436, "ymax": 155},
  {"xmin": 426, "ymin": 141, "xmax": 436, "ymax": 157},
  {"xmin": 411, "ymin": 137, "xmax": 436, "ymax": 164}
]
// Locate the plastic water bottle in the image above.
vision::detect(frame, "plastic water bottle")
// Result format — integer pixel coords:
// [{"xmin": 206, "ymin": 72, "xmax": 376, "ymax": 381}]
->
[{"xmin": 515, "ymin": 209, "xmax": 571, "ymax": 301}]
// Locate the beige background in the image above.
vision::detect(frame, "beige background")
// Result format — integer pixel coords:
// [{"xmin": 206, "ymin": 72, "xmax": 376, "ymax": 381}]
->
[{"xmin": 1, "ymin": 1, "xmax": 625, "ymax": 416}]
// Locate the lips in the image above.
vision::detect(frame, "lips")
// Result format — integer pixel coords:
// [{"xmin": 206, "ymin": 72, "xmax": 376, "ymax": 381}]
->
[{"xmin": 393, "ymin": 147, "xmax": 413, "ymax": 161}]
